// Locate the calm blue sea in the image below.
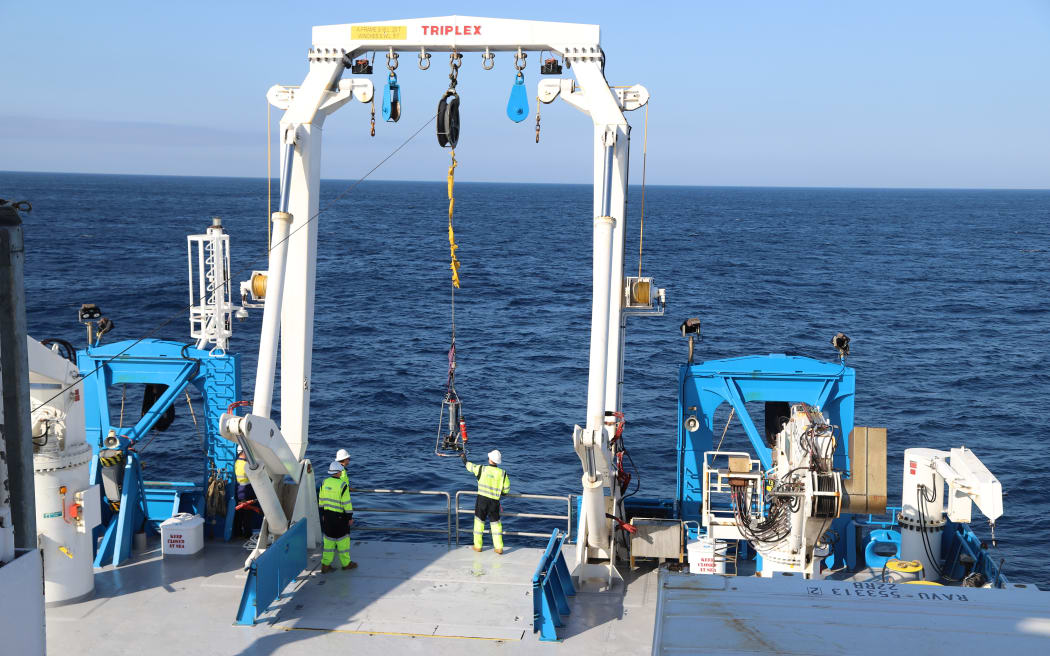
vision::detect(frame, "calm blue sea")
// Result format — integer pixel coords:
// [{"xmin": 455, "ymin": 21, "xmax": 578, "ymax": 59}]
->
[{"xmin": 3, "ymin": 171, "xmax": 1048, "ymax": 588}]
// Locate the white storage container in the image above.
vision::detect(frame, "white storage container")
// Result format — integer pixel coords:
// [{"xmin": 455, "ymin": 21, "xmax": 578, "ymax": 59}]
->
[
  {"xmin": 160, "ymin": 513, "xmax": 204, "ymax": 556},
  {"xmin": 687, "ymin": 536, "xmax": 725, "ymax": 575}
]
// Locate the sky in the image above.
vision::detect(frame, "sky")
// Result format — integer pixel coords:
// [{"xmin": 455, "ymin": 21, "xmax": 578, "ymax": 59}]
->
[{"xmin": 2, "ymin": 1, "xmax": 1049, "ymax": 188}]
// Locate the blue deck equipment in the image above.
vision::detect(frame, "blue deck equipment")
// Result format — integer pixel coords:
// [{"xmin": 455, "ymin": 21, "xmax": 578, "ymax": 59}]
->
[
  {"xmin": 78, "ymin": 339, "xmax": 241, "ymax": 566},
  {"xmin": 532, "ymin": 529, "xmax": 575, "ymax": 642},
  {"xmin": 675, "ymin": 354, "xmax": 854, "ymax": 522},
  {"xmin": 235, "ymin": 519, "xmax": 308, "ymax": 625}
]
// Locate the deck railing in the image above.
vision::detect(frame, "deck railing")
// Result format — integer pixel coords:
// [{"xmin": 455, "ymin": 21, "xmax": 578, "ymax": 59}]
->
[
  {"xmin": 454, "ymin": 491, "xmax": 575, "ymax": 546},
  {"xmin": 348, "ymin": 488, "xmax": 452, "ymax": 546},
  {"xmin": 344, "ymin": 488, "xmax": 575, "ymax": 548}
]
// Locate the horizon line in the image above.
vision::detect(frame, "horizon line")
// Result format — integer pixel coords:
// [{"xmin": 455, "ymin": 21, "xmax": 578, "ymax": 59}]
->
[{"xmin": 2, "ymin": 169, "xmax": 1049, "ymax": 193}]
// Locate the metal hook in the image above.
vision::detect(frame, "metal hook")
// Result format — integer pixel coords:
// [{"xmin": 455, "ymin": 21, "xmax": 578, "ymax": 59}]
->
[
  {"xmin": 482, "ymin": 48, "xmax": 494, "ymax": 70},
  {"xmin": 514, "ymin": 48, "xmax": 527, "ymax": 71},
  {"xmin": 386, "ymin": 48, "xmax": 399, "ymax": 71},
  {"xmin": 418, "ymin": 47, "xmax": 431, "ymax": 70}
]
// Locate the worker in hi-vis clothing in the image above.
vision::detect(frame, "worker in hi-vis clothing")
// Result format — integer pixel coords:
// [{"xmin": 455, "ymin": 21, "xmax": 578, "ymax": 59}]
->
[
  {"xmin": 233, "ymin": 447, "xmax": 255, "ymax": 537},
  {"xmin": 335, "ymin": 448, "xmax": 351, "ymax": 485},
  {"xmin": 318, "ymin": 461, "xmax": 356, "ymax": 572},
  {"xmin": 461, "ymin": 449, "xmax": 510, "ymax": 553}
]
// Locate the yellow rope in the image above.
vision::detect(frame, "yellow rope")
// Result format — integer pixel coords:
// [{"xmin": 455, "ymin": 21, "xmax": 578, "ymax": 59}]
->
[{"xmin": 447, "ymin": 149, "xmax": 460, "ymax": 288}]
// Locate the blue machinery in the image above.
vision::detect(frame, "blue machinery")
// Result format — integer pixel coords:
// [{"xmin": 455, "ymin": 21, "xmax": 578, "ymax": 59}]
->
[
  {"xmin": 654, "ymin": 351, "xmax": 1005, "ymax": 584},
  {"xmin": 77, "ymin": 339, "xmax": 241, "ymax": 567},
  {"xmin": 675, "ymin": 354, "xmax": 855, "ymax": 522}
]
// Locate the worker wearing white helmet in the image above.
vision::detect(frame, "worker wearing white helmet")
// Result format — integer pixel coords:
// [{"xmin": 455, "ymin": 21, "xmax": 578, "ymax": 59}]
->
[
  {"xmin": 461, "ymin": 449, "xmax": 510, "ymax": 554},
  {"xmin": 318, "ymin": 460, "xmax": 356, "ymax": 572},
  {"xmin": 335, "ymin": 448, "xmax": 351, "ymax": 485}
]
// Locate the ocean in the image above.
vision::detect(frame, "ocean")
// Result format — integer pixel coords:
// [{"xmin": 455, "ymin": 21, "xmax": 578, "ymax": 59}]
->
[{"xmin": 3, "ymin": 171, "xmax": 1048, "ymax": 589}]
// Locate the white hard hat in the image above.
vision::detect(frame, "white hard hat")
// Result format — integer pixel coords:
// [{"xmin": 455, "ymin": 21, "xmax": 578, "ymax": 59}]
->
[
  {"xmin": 328, "ymin": 461, "xmax": 344, "ymax": 474},
  {"xmin": 488, "ymin": 450, "xmax": 502, "ymax": 465},
  {"xmin": 335, "ymin": 448, "xmax": 350, "ymax": 461}
]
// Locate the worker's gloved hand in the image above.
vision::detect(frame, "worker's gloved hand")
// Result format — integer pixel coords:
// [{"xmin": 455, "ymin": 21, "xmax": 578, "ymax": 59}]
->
[{"xmin": 348, "ymin": 519, "xmax": 354, "ymax": 528}]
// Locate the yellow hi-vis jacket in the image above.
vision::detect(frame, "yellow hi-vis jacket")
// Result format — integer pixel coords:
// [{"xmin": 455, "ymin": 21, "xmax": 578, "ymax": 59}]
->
[
  {"xmin": 234, "ymin": 458, "xmax": 249, "ymax": 484},
  {"xmin": 466, "ymin": 462, "xmax": 510, "ymax": 500},
  {"xmin": 319, "ymin": 476, "xmax": 353, "ymax": 514}
]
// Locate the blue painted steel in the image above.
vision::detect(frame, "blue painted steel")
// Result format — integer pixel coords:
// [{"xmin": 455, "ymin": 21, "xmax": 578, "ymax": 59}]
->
[
  {"xmin": 532, "ymin": 529, "xmax": 576, "ymax": 642},
  {"xmin": 93, "ymin": 450, "xmax": 148, "ymax": 567},
  {"xmin": 235, "ymin": 519, "xmax": 308, "ymax": 625},
  {"xmin": 864, "ymin": 529, "xmax": 902, "ymax": 569},
  {"xmin": 942, "ymin": 520, "xmax": 1007, "ymax": 587},
  {"xmin": 382, "ymin": 72, "xmax": 400, "ymax": 121},
  {"xmin": 506, "ymin": 71, "xmax": 529, "ymax": 122},
  {"xmin": 78, "ymin": 339, "xmax": 241, "ymax": 566},
  {"xmin": 676, "ymin": 355, "xmax": 854, "ymax": 522}
]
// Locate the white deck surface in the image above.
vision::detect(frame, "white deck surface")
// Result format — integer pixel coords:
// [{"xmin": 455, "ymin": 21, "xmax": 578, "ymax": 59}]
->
[
  {"xmin": 46, "ymin": 538, "xmax": 660, "ymax": 655},
  {"xmin": 653, "ymin": 570, "xmax": 1050, "ymax": 655}
]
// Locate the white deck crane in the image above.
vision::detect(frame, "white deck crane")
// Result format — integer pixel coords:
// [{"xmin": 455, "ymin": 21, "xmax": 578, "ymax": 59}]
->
[{"xmin": 224, "ymin": 17, "xmax": 650, "ymax": 582}]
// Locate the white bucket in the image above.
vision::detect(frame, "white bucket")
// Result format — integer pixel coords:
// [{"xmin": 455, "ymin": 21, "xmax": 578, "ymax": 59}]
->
[
  {"xmin": 160, "ymin": 513, "xmax": 204, "ymax": 556},
  {"xmin": 687, "ymin": 537, "xmax": 725, "ymax": 575}
]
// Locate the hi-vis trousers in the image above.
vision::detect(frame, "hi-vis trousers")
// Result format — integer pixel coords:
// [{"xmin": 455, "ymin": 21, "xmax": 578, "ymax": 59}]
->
[{"xmin": 322, "ymin": 535, "xmax": 350, "ymax": 567}]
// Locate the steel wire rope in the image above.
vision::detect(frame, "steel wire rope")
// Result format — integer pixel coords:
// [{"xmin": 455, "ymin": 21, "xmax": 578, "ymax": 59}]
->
[
  {"xmin": 34, "ymin": 112, "xmax": 439, "ymax": 411},
  {"xmin": 637, "ymin": 101, "xmax": 648, "ymax": 278}
]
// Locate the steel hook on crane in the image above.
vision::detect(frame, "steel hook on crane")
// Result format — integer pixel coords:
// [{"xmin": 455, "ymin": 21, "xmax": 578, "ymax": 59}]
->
[
  {"xmin": 481, "ymin": 48, "xmax": 494, "ymax": 70},
  {"xmin": 418, "ymin": 47, "xmax": 431, "ymax": 70}
]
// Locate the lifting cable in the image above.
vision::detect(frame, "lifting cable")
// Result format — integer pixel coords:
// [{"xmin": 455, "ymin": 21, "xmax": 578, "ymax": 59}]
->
[
  {"xmin": 34, "ymin": 112, "xmax": 438, "ymax": 412},
  {"xmin": 267, "ymin": 100, "xmax": 272, "ymax": 253},
  {"xmin": 637, "ymin": 102, "xmax": 649, "ymax": 278},
  {"xmin": 436, "ymin": 146, "xmax": 468, "ymax": 457}
]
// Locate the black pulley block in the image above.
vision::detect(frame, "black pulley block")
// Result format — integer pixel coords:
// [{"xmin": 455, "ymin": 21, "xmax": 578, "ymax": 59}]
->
[{"xmin": 436, "ymin": 91, "xmax": 460, "ymax": 148}]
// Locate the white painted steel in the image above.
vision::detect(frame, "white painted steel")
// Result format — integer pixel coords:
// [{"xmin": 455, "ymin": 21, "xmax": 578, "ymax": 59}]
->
[
  {"xmin": 900, "ymin": 448, "xmax": 947, "ymax": 579},
  {"xmin": 654, "ymin": 570, "xmax": 1050, "ymax": 655},
  {"xmin": 186, "ymin": 219, "xmax": 235, "ymax": 353},
  {"xmin": 264, "ymin": 19, "xmax": 641, "ymax": 584},
  {"xmin": 278, "ymin": 63, "xmax": 343, "ymax": 464},
  {"xmin": 312, "ymin": 16, "xmax": 601, "ymax": 55},
  {"xmin": 27, "ymin": 337, "xmax": 100, "ymax": 604},
  {"xmin": 252, "ymin": 211, "xmax": 291, "ymax": 421},
  {"xmin": 0, "ymin": 548, "xmax": 45, "ymax": 655},
  {"xmin": 943, "ymin": 446, "xmax": 1003, "ymax": 523}
]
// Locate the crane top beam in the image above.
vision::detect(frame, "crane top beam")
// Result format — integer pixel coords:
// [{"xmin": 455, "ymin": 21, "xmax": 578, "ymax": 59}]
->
[{"xmin": 311, "ymin": 16, "xmax": 601, "ymax": 58}]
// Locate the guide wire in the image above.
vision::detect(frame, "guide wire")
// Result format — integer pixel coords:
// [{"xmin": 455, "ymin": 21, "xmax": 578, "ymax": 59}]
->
[
  {"xmin": 637, "ymin": 101, "xmax": 648, "ymax": 278},
  {"xmin": 34, "ymin": 112, "xmax": 438, "ymax": 411}
]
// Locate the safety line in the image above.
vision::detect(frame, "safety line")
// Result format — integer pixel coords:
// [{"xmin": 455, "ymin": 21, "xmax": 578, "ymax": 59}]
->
[{"xmin": 34, "ymin": 113, "xmax": 438, "ymax": 411}]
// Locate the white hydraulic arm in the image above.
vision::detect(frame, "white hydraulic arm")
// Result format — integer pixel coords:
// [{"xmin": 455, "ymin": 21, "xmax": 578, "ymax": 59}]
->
[{"xmin": 933, "ymin": 447, "xmax": 1003, "ymax": 524}]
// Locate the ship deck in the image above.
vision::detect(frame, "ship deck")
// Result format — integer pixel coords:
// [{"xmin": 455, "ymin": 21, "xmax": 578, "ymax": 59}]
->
[
  {"xmin": 46, "ymin": 538, "xmax": 660, "ymax": 655},
  {"xmin": 46, "ymin": 537, "xmax": 1050, "ymax": 654}
]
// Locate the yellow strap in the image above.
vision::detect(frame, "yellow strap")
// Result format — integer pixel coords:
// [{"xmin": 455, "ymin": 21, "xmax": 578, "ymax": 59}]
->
[{"xmin": 447, "ymin": 150, "xmax": 460, "ymax": 288}]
